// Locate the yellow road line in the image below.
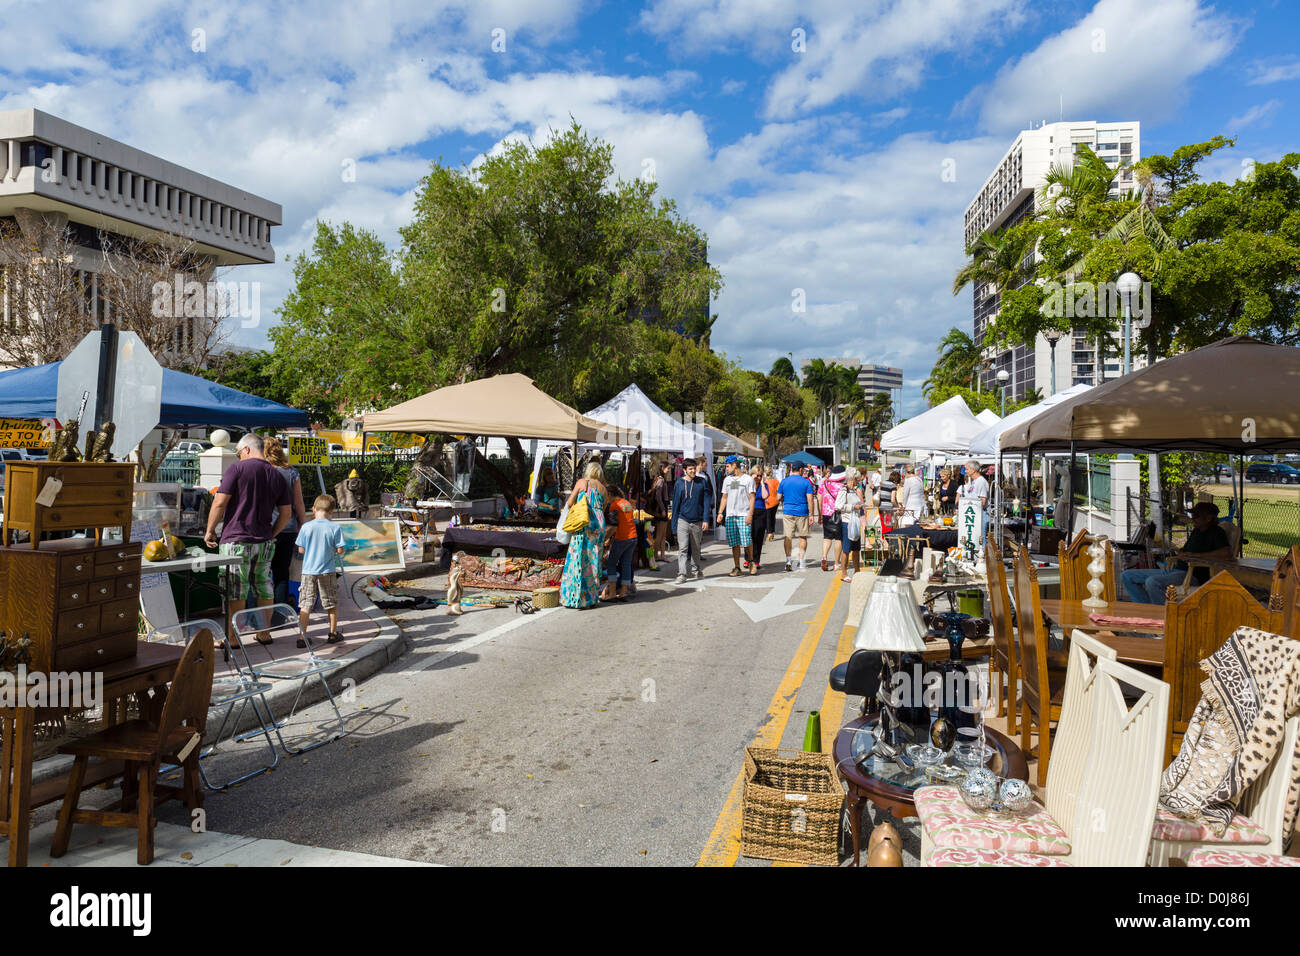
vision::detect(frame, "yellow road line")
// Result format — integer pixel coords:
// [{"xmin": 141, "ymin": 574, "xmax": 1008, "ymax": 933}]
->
[
  {"xmin": 819, "ymin": 618, "xmax": 860, "ymax": 752},
  {"xmin": 697, "ymin": 574, "xmax": 843, "ymax": 868}
]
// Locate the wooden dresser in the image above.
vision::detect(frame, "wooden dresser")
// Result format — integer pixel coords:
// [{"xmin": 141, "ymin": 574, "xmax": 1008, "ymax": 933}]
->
[
  {"xmin": 2, "ymin": 461, "xmax": 132, "ymax": 547},
  {"xmin": 0, "ymin": 539, "xmax": 142, "ymax": 673}
]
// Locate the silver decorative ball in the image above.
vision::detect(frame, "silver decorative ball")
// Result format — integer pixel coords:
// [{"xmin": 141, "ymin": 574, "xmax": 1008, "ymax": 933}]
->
[
  {"xmin": 967, "ymin": 767, "xmax": 998, "ymax": 791},
  {"xmin": 959, "ymin": 771, "xmax": 997, "ymax": 811},
  {"xmin": 999, "ymin": 778, "xmax": 1033, "ymax": 813}
]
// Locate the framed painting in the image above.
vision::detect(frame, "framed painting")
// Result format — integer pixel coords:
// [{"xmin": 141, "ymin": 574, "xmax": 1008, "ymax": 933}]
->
[{"xmin": 332, "ymin": 518, "xmax": 407, "ymax": 572}]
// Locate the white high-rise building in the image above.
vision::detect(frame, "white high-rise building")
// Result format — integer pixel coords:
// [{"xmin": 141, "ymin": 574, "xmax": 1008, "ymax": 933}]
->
[{"xmin": 963, "ymin": 120, "xmax": 1141, "ymax": 400}]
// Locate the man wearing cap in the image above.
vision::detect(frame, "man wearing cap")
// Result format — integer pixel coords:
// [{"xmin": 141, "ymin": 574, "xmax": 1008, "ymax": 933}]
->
[
  {"xmin": 671, "ymin": 458, "xmax": 713, "ymax": 583},
  {"xmin": 776, "ymin": 463, "xmax": 818, "ymax": 572},
  {"xmin": 717, "ymin": 455, "xmax": 757, "ymax": 576}
]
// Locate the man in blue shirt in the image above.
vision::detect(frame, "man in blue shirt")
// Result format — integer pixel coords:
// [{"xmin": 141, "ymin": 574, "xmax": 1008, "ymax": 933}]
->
[
  {"xmin": 776, "ymin": 464, "xmax": 818, "ymax": 571},
  {"xmin": 671, "ymin": 459, "xmax": 714, "ymax": 583}
]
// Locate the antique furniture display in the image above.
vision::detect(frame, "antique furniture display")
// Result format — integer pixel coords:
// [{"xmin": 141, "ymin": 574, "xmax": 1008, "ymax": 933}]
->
[
  {"xmin": 0, "ymin": 538, "xmax": 142, "ymax": 674},
  {"xmin": 2, "ymin": 461, "xmax": 133, "ymax": 547},
  {"xmin": 50, "ymin": 630, "xmax": 214, "ymax": 865},
  {"xmin": 1012, "ymin": 545, "xmax": 1068, "ymax": 786}
]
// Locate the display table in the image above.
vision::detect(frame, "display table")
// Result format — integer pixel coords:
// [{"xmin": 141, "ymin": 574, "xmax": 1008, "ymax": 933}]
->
[
  {"xmin": 0, "ymin": 641, "xmax": 184, "ymax": 866},
  {"xmin": 439, "ymin": 520, "xmax": 565, "ymax": 570},
  {"xmin": 832, "ymin": 715, "xmax": 1027, "ymax": 866},
  {"xmin": 141, "ymin": 552, "xmax": 242, "ymax": 622}
]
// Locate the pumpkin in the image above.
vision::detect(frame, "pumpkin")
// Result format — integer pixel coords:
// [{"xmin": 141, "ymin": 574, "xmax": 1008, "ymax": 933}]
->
[{"xmin": 143, "ymin": 541, "xmax": 169, "ymax": 562}]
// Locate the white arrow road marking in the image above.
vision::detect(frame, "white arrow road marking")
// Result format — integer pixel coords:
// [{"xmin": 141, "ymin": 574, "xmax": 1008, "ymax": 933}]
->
[{"xmin": 699, "ymin": 576, "xmax": 812, "ymax": 623}]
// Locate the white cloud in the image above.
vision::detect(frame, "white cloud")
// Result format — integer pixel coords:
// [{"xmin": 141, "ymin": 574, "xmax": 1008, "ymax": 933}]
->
[
  {"xmin": 641, "ymin": 0, "xmax": 1027, "ymax": 120},
  {"xmin": 1249, "ymin": 59, "xmax": 1300, "ymax": 85},
  {"xmin": 1227, "ymin": 100, "xmax": 1282, "ymax": 131},
  {"xmin": 971, "ymin": 0, "xmax": 1239, "ymax": 132}
]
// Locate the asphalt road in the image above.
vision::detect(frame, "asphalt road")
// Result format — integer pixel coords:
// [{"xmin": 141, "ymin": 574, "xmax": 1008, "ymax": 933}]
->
[{"xmin": 157, "ymin": 535, "xmax": 868, "ymax": 865}]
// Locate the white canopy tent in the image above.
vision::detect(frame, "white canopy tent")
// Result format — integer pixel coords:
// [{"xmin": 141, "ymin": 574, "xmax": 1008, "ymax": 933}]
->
[
  {"xmin": 531, "ymin": 384, "xmax": 714, "ymax": 491},
  {"xmin": 975, "ymin": 409, "xmax": 1001, "ymax": 427},
  {"xmin": 968, "ymin": 384, "xmax": 1093, "ymax": 456},
  {"xmin": 880, "ymin": 395, "xmax": 987, "ymax": 454}
]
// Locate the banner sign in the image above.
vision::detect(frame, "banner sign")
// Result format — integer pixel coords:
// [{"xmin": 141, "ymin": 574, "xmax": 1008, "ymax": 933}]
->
[
  {"xmin": 957, "ymin": 499, "xmax": 983, "ymax": 549},
  {"xmin": 0, "ymin": 418, "xmax": 53, "ymax": 448}
]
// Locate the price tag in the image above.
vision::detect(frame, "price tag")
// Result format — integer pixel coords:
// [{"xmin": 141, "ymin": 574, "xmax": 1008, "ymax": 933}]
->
[{"xmin": 34, "ymin": 477, "xmax": 63, "ymax": 507}]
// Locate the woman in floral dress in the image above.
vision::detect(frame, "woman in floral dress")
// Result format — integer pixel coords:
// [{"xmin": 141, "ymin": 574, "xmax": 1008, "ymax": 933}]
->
[{"xmin": 560, "ymin": 462, "xmax": 607, "ymax": 609}]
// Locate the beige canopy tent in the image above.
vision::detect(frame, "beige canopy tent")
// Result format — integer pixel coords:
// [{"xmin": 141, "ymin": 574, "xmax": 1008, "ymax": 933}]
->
[
  {"xmin": 1000, "ymin": 337, "xmax": 1300, "ymax": 454},
  {"xmin": 694, "ymin": 421, "xmax": 763, "ymax": 458},
  {"xmin": 361, "ymin": 373, "xmax": 640, "ymax": 445}
]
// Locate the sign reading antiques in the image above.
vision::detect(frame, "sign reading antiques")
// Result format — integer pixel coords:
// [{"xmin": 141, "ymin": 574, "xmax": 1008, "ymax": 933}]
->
[
  {"xmin": 0, "ymin": 418, "xmax": 53, "ymax": 448},
  {"xmin": 957, "ymin": 499, "xmax": 982, "ymax": 549},
  {"xmin": 288, "ymin": 436, "xmax": 330, "ymax": 466}
]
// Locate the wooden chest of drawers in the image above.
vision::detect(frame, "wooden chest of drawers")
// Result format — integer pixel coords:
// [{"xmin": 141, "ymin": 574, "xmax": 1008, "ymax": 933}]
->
[
  {"xmin": 2, "ymin": 461, "xmax": 133, "ymax": 548},
  {"xmin": 0, "ymin": 540, "xmax": 142, "ymax": 673}
]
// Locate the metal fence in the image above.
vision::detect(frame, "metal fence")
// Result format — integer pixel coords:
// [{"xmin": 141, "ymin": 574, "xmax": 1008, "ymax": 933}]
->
[
  {"xmin": 1070, "ymin": 458, "xmax": 1111, "ymax": 513},
  {"xmin": 155, "ymin": 454, "xmax": 200, "ymax": 485},
  {"xmin": 1125, "ymin": 485, "xmax": 1300, "ymax": 559}
]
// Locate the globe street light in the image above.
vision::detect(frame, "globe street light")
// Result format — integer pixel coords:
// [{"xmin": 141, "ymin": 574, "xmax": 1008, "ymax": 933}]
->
[
  {"xmin": 996, "ymin": 368, "xmax": 1010, "ymax": 417},
  {"xmin": 1116, "ymin": 271, "xmax": 1142, "ymax": 377},
  {"xmin": 1044, "ymin": 328, "xmax": 1064, "ymax": 396}
]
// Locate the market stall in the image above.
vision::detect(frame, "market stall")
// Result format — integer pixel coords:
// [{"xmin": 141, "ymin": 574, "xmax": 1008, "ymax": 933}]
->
[{"xmin": 362, "ymin": 374, "xmax": 640, "ymax": 570}]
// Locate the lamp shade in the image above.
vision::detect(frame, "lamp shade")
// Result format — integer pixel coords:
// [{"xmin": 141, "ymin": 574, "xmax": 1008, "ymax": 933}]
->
[{"xmin": 854, "ymin": 577, "xmax": 927, "ymax": 653}]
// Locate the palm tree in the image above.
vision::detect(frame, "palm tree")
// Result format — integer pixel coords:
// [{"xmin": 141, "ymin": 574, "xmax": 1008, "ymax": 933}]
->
[
  {"xmin": 923, "ymin": 328, "xmax": 980, "ymax": 401},
  {"xmin": 952, "ymin": 228, "xmax": 1034, "ymax": 297},
  {"xmin": 1036, "ymin": 145, "xmax": 1125, "ymax": 219},
  {"xmin": 802, "ymin": 358, "xmax": 839, "ymax": 445},
  {"xmin": 770, "ymin": 356, "xmax": 796, "ymax": 382}
]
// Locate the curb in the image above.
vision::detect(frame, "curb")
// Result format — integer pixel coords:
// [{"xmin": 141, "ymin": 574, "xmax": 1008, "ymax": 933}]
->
[{"xmin": 32, "ymin": 585, "xmax": 410, "ymax": 788}]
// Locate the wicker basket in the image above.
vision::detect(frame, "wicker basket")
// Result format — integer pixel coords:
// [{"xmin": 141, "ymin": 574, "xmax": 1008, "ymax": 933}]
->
[
  {"xmin": 532, "ymin": 586, "xmax": 560, "ymax": 609},
  {"xmin": 741, "ymin": 746, "xmax": 843, "ymax": 866}
]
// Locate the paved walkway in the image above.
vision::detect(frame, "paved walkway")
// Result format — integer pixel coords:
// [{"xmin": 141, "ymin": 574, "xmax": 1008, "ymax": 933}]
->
[{"xmin": 25, "ymin": 819, "xmax": 434, "ymax": 867}]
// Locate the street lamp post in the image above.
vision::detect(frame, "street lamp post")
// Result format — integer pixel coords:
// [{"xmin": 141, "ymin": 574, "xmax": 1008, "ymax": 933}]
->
[
  {"xmin": 1117, "ymin": 272, "xmax": 1142, "ymax": 377},
  {"xmin": 996, "ymin": 369, "xmax": 1009, "ymax": 417},
  {"xmin": 1044, "ymin": 328, "xmax": 1064, "ymax": 396}
]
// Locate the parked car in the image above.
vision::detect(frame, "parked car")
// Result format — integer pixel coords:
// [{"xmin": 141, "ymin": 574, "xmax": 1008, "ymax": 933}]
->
[
  {"xmin": 166, "ymin": 440, "xmax": 209, "ymax": 457},
  {"xmin": 1245, "ymin": 462, "xmax": 1300, "ymax": 484}
]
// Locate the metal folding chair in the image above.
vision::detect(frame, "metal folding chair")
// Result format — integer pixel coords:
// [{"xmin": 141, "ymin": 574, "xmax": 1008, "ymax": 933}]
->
[
  {"xmin": 230, "ymin": 603, "xmax": 349, "ymax": 754},
  {"xmin": 148, "ymin": 618, "xmax": 279, "ymax": 790}
]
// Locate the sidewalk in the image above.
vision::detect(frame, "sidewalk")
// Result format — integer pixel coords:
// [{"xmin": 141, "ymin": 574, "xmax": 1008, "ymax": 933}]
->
[
  {"xmin": 33, "ymin": 576, "xmax": 409, "ymax": 787},
  {"xmin": 25, "ymin": 818, "xmax": 435, "ymax": 867}
]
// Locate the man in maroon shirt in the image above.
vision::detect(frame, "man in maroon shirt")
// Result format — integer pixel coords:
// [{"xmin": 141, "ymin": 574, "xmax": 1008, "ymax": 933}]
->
[{"xmin": 205, "ymin": 433, "xmax": 291, "ymax": 643}]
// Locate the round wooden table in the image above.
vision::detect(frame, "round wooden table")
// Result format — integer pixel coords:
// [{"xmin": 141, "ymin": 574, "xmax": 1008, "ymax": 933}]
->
[{"xmin": 832, "ymin": 715, "xmax": 1029, "ymax": 866}]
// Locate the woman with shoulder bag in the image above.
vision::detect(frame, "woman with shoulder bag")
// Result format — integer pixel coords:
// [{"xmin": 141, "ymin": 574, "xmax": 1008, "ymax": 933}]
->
[
  {"xmin": 835, "ymin": 472, "xmax": 864, "ymax": 582},
  {"xmin": 560, "ymin": 462, "xmax": 608, "ymax": 609},
  {"xmin": 649, "ymin": 463, "xmax": 672, "ymax": 562}
]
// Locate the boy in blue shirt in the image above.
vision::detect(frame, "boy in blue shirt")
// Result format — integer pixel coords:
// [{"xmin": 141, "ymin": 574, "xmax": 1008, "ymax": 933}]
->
[{"xmin": 295, "ymin": 494, "xmax": 347, "ymax": 646}]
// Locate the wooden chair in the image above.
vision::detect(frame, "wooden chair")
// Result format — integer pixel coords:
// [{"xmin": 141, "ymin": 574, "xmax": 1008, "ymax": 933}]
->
[
  {"xmin": 1269, "ymin": 545, "xmax": 1300, "ymax": 639},
  {"xmin": 1162, "ymin": 571, "xmax": 1276, "ymax": 762},
  {"xmin": 1058, "ymin": 533, "xmax": 1116, "ymax": 604},
  {"xmin": 984, "ymin": 530, "xmax": 1019, "ymax": 734},
  {"xmin": 1012, "ymin": 545, "xmax": 1069, "ymax": 786},
  {"xmin": 1176, "ymin": 521, "xmax": 1243, "ymax": 596},
  {"xmin": 50, "ymin": 630, "xmax": 214, "ymax": 865}
]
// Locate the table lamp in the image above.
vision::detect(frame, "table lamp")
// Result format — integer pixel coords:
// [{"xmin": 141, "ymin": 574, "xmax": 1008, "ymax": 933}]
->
[{"xmin": 855, "ymin": 576, "xmax": 928, "ymax": 757}]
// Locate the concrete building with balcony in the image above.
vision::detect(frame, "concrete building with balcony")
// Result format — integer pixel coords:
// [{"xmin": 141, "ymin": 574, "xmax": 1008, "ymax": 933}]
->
[{"xmin": 963, "ymin": 120, "xmax": 1141, "ymax": 401}]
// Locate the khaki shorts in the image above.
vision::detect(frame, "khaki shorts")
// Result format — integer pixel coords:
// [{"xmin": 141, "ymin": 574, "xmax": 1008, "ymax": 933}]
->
[
  {"xmin": 782, "ymin": 514, "xmax": 810, "ymax": 538},
  {"xmin": 299, "ymin": 572, "xmax": 339, "ymax": 611}
]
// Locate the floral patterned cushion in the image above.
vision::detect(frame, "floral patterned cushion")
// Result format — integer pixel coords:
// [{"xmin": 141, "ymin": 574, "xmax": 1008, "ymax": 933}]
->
[
  {"xmin": 1184, "ymin": 848, "xmax": 1300, "ymax": 867},
  {"xmin": 1151, "ymin": 807, "xmax": 1269, "ymax": 845},
  {"xmin": 927, "ymin": 847, "xmax": 1072, "ymax": 867},
  {"xmin": 915, "ymin": 785, "xmax": 1072, "ymax": 856}
]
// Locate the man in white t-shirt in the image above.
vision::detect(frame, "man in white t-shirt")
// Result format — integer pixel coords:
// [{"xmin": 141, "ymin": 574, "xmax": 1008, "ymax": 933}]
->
[{"xmin": 717, "ymin": 455, "xmax": 757, "ymax": 576}]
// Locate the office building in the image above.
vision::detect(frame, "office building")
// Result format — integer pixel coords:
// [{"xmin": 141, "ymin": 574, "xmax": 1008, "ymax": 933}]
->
[
  {"xmin": 963, "ymin": 120, "xmax": 1141, "ymax": 400},
  {"xmin": 0, "ymin": 108, "xmax": 281, "ymax": 364}
]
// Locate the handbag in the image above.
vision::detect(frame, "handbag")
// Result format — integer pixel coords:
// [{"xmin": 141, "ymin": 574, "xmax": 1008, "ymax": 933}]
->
[
  {"xmin": 562, "ymin": 493, "xmax": 590, "ymax": 533},
  {"xmin": 824, "ymin": 511, "xmax": 842, "ymax": 536}
]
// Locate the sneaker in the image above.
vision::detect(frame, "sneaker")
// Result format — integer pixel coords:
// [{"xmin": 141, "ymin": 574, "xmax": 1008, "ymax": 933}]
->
[
  {"xmin": 785, "ymin": 560, "xmax": 792, "ymax": 572},
  {"xmin": 750, "ymin": 564, "xmax": 759, "ymax": 575},
  {"xmin": 674, "ymin": 574, "xmax": 686, "ymax": 584},
  {"xmin": 694, "ymin": 570, "xmax": 704, "ymax": 580},
  {"xmin": 728, "ymin": 567, "xmax": 741, "ymax": 577}
]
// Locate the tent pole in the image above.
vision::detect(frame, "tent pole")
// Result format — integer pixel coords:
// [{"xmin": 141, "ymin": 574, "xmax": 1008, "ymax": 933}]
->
[{"xmin": 1068, "ymin": 440, "xmax": 1076, "ymax": 546}]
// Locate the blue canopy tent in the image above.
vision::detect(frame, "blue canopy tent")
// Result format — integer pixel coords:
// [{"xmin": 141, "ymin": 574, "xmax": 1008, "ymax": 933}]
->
[
  {"xmin": 0, "ymin": 362, "xmax": 308, "ymax": 428},
  {"xmin": 781, "ymin": 450, "xmax": 825, "ymax": 466}
]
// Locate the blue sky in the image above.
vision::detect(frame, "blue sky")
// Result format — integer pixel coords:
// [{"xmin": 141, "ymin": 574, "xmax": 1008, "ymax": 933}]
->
[{"xmin": 1, "ymin": 0, "xmax": 1295, "ymax": 415}]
